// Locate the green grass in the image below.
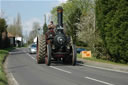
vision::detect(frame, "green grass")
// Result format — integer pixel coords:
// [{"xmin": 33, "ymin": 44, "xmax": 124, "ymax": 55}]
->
[
  {"xmin": 0, "ymin": 48, "xmax": 14, "ymax": 85},
  {"xmin": 77, "ymin": 53, "xmax": 128, "ymax": 66}
]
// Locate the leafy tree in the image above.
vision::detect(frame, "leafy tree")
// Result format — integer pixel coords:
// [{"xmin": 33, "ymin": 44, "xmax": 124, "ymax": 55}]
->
[
  {"xmin": 28, "ymin": 22, "xmax": 40, "ymax": 43},
  {"xmin": 0, "ymin": 18, "xmax": 7, "ymax": 48},
  {"xmin": 43, "ymin": 15, "xmax": 48, "ymax": 34},
  {"xmin": 16, "ymin": 13, "xmax": 22, "ymax": 37},
  {"xmin": 43, "ymin": 23, "xmax": 48, "ymax": 34},
  {"xmin": 7, "ymin": 13, "xmax": 22, "ymax": 37},
  {"xmin": 96, "ymin": 0, "xmax": 128, "ymax": 63},
  {"xmin": 0, "ymin": 18, "xmax": 7, "ymax": 34},
  {"xmin": 0, "ymin": 18, "xmax": 7, "ymax": 49}
]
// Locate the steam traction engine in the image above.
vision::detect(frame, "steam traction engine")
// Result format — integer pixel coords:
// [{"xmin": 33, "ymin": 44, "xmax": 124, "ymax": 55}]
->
[{"xmin": 36, "ymin": 6, "xmax": 77, "ymax": 66}]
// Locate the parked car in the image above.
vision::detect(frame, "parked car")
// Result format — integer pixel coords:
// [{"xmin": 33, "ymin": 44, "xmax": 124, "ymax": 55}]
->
[
  {"xmin": 29, "ymin": 44, "xmax": 37, "ymax": 54},
  {"xmin": 77, "ymin": 48, "xmax": 86, "ymax": 53}
]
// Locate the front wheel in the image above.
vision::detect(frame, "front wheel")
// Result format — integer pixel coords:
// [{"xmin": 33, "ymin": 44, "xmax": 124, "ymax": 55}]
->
[
  {"xmin": 45, "ymin": 44, "xmax": 51, "ymax": 66},
  {"xmin": 72, "ymin": 44, "xmax": 77, "ymax": 66}
]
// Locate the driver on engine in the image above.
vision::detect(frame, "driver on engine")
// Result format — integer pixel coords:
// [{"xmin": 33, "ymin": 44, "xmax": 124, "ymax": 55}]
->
[
  {"xmin": 46, "ymin": 21, "xmax": 56, "ymax": 40},
  {"xmin": 48, "ymin": 21, "xmax": 56, "ymax": 29}
]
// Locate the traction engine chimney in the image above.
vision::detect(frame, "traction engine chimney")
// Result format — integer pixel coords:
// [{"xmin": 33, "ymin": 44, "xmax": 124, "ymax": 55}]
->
[{"xmin": 57, "ymin": 6, "xmax": 63, "ymax": 27}]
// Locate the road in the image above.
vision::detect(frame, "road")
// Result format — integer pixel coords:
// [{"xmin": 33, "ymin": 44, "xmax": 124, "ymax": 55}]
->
[{"xmin": 7, "ymin": 48, "xmax": 128, "ymax": 85}]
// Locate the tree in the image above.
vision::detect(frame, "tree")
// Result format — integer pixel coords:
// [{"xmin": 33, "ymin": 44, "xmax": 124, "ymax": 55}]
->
[
  {"xmin": 96, "ymin": 0, "xmax": 128, "ymax": 63},
  {"xmin": 0, "ymin": 18, "xmax": 8, "ymax": 49},
  {"xmin": 7, "ymin": 13, "xmax": 22, "ymax": 37},
  {"xmin": 16, "ymin": 13, "xmax": 22, "ymax": 37},
  {"xmin": 0, "ymin": 18, "xmax": 7, "ymax": 34},
  {"xmin": 43, "ymin": 14, "xmax": 48, "ymax": 34},
  {"xmin": 28, "ymin": 22, "xmax": 40, "ymax": 43}
]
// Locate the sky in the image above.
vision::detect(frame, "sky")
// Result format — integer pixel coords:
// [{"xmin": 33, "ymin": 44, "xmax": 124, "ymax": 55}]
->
[{"xmin": 0, "ymin": 0, "xmax": 67, "ymax": 36}]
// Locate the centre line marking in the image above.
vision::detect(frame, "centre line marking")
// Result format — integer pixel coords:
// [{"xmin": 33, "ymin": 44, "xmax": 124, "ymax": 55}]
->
[
  {"xmin": 24, "ymin": 50, "xmax": 36, "ymax": 61},
  {"xmin": 85, "ymin": 77, "xmax": 114, "ymax": 85},
  {"xmin": 31, "ymin": 56, "xmax": 36, "ymax": 60},
  {"xmin": 50, "ymin": 66, "xmax": 72, "ymax": 74}
]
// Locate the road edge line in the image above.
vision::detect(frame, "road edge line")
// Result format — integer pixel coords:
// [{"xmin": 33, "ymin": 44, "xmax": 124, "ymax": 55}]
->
[
  {"xmin": 10, "ymin": 73, "xmax": 19, "ymax": 85},
  {"xmin": 82, "ymin": 64, "xmax": 128, "ymax": 74},
  {"xmin": 4, "ymin": 57, "xmax": 19, "ymax": 85}
]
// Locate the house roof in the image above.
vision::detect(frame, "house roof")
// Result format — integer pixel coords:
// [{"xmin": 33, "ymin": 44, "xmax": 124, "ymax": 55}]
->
[{"xmin": 8, "ymin": 32, "xmax": 15, "ymax": 38}]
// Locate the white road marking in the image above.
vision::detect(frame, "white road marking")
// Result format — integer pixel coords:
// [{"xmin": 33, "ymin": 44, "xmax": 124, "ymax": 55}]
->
[
  {"xmin": 82, "ymin": 64, "xmax": 128, "ymax": 74},
  {"xmin": 23, "ymin": 50, "xmax": 36, "ymax": 61},
  {"xmin": 10, "ymin": 73, "xmax": 19, "ymax": 85},
  {"xmin": 31, "ymin": 56, "xmax": 36, "ymax": 60},
  {"xmin": 26, "ymin": 53, "xmax": 36, "ymax": 61},
  {"xmin": 85, "ymin": 77, "xmax": 114, "ymax": 85},
  {"xmin": 50, "ymin": 66, "xmax": 72, "ymax": 74}
]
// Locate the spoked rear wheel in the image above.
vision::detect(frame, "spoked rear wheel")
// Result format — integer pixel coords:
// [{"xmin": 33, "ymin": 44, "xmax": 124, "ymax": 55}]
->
[
  {"xmin": 36, "ymin": 35, "xmax": 46, "ymax": 64},
  {"xmin": 45, "ymin": 44, "xmax": 51, "ymax": 66}
]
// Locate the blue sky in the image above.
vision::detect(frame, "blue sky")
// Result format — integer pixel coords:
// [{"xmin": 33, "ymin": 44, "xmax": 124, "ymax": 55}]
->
[{"xmin": 0, "ymin": 0, "xmax": 67, "ymax": 35}]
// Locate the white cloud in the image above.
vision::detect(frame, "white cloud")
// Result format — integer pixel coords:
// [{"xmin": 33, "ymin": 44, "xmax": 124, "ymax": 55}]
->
[
  {"xmin": 22, "ymin": 18, "xmax": 43, "ymax": 36},
  {"xmin": 58, "ymin": 0, "xmax": 67, "ymax": 3},
  {"xmin": 45, "ymin": 12, "xmax": 52, "ymax": 23}
]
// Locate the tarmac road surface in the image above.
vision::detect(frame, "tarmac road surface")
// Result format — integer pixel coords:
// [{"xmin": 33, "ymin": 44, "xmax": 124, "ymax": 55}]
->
[{"xmin": 7, "ymin": 48, "xmax": 128, "ymax": 85}]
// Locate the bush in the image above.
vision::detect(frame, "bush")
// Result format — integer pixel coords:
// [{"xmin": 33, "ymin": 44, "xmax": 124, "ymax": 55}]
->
[
  {"xmin": 96, "ymin": 0, "xmax": 128, "ymax": 63},
  {"xmin": 0, "ymin": 50, "xmax": 8, "ymax": 85}
]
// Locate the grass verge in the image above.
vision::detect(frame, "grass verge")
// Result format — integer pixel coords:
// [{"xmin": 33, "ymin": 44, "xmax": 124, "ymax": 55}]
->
[
  {"xmin": 0, "ymin": 48, "xmax": 14, "ymax": 85},
  {"xmin": 77, "ymin": 53, "xmax": 128, "ymax": 66}
]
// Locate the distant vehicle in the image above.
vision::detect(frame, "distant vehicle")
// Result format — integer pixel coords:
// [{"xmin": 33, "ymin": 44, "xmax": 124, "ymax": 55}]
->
[
  {"xmin": 29, "ymin": 44, "xmax": 37, "ymax": 54},
  {"xmin": 77, "ymin": 48, "xmax": 86, "ymax": 53}
]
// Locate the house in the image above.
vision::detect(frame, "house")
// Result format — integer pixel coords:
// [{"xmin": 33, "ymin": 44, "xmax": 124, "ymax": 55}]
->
[
  {"xmin": 15, "ymin": 36, "xmax": 23, "ymax": 47},
  {"xmin": 33, "ymin": 37, "xmax": 37, "ymax": 44},
  {"xmin": 1, "ymin": 31, "xmax": 9, "ymax": 48},
  {"xmin": 8, "ymin": 32, "xmax": 15, "ymax": 47}
]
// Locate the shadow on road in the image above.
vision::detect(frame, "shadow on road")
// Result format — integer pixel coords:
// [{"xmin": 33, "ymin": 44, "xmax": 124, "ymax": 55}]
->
[
  {"xmin": 51, "ymin": 60, "xmax": 84, "ymax": 66},
  {"xmin": 9, "ymin": 50, "xmax": 29, "ymax": 55}
]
